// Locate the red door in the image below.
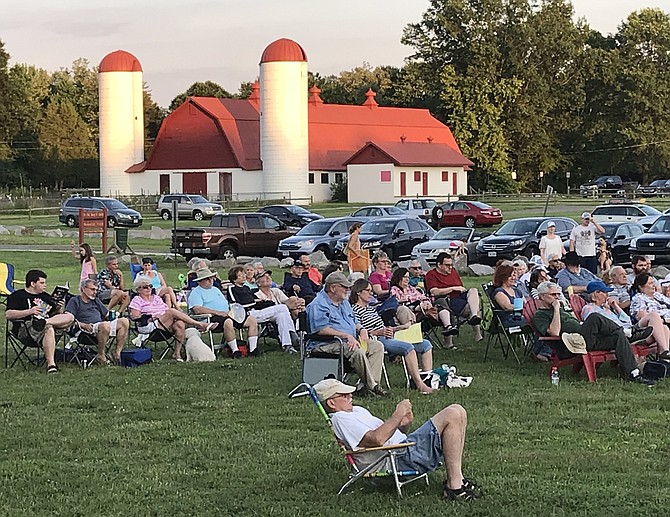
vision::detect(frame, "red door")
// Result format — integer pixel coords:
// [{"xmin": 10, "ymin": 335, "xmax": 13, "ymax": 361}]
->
[
  {"xmin": 400, "ymin": 172, "xmax": 406, "ymax": 196},
  {"xmin": 183, "ymin": 172, "xmax": 208, "ymax": 195},
  {"xmin": 452, "ymin": 172, "xmax": 458, "ymax": 195},
  {"xmin": 422, "ymin": 172, "xmax": 428, "ymax": 196}
]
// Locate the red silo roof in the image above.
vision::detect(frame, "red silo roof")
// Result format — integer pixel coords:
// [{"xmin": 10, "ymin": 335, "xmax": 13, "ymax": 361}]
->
[
  {"xmin": 99, "ymin": 50, "xmax": 143, "ymax": 72},
  {"xmin": 260, "ymin": 38, "xmax": 307, "ymax": 63}
]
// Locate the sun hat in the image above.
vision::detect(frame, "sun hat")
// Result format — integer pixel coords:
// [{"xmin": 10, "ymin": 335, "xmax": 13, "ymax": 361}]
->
[
  {"xmin": 563, "ymin": 251, "xmax": 581, "ymax": 266},
  {"xmin": 561, "ymin": 333, "xmax": 587, "ymax": 355},
  {"xmin": 194, "ymin": 268, "xmax": 218, "ymax": 282},
  {"xmin": 313, "ymin": 378, "xmax": 356, "ymax": 402},
  {"xmin": 255, "ymin": 269, "xmax": 272, "ymax": 281},
  {"xmin": 324, "ymin": 271, "xmax": 353, "ymax": 288}
]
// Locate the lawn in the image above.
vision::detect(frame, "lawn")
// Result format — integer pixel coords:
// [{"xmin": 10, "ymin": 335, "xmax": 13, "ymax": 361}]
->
[{"xmin": 0, "ymin": 250, "xmax": 669, "ymax": 516}]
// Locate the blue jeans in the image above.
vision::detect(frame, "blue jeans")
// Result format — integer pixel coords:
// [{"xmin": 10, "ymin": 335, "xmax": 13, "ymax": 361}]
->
[{"xmin": 379, "ymin": 337, "xmax": 432, "ymax": 356}]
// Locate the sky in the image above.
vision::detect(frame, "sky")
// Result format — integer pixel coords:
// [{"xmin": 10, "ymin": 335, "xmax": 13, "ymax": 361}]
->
[{"xmin": 2, "ymin": 0, "xmax": 670, "ymax": 108}]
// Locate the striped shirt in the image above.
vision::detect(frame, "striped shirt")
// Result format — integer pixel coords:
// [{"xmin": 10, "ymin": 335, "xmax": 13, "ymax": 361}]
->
[{"xmin": 352, "ymin": 304, "xmax": 385, "ymax": 332}]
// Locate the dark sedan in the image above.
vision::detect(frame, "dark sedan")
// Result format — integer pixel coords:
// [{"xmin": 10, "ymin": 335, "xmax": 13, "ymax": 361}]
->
[
  {"xmin": 336, "ymin": 216, "xmax": 435, "ymax": 261},
  {"xmin": 562, "ymin": 222, "xmax": 644, "ymax": 265},
  {"xmin": 475, "ymin": 217, "xmax": 576, "ymax": 264},
  {"xmin": 438, "ymin": 201, "xmax": 503, "ymax": 228},
  {"xmin": 630, "ymin": 215, "xmax": 670, "ymax": 264},
  {"xmin": 257, "ymin": 205, "xmax": 323, "ymax": 227}
]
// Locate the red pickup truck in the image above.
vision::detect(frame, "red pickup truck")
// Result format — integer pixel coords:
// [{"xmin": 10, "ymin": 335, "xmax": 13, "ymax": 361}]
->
[{"xmin": 171, "ymin": 212, "xmax": 297, "ymax": 260}]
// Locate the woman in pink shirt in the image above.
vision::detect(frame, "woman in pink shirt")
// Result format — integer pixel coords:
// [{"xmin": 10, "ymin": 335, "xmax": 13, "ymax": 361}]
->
[
  {"xmin": 368, "ymin": 252, "xmax": 392, "ymax": 299},
  {"xmin": 129, "ymin": 274, "xmax": 217, "ymax": 361}
]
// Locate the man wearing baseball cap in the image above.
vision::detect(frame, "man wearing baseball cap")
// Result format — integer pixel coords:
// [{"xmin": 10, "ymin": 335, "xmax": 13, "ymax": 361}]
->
[
  {"xmin": 313, "ymin": 378, "xmax": 481, "ymax": 501},
  {"xmin": 569, "ymin": 212, "xmax": 605, "ymax": 275},
  {"xmin": 307, "ymin": 272, "xmax": 387, "ymax": 396},
  {"xmin": 282, "ymin": 259, "xmax": 320, "ymax": 305}
]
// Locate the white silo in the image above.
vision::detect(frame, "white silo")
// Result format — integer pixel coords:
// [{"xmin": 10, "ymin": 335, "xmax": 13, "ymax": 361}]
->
[
  {"xmin": 98, "ymin": 50, "xmax": 144, "ymax": 196},
  {"xmin": 259, "ymin": 38, "xmax": 310, "ymax": 201}
]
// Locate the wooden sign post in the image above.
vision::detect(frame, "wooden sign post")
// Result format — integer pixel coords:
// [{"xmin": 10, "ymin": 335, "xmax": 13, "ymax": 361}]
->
[{"xmin": 78, "ymin": 208, "xmax": 108, "ymax": 253}]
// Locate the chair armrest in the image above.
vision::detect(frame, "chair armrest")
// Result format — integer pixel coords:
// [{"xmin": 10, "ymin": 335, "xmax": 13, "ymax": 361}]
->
[{"xmin": 345, "ymin": 442, "xmax": 416, "ymax": 455}]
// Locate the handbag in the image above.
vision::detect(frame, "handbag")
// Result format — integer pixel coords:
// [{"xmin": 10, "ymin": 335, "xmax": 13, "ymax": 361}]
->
[{"xmin": 643, "ymin": 360, "xmax": 670, "ymax": 380}]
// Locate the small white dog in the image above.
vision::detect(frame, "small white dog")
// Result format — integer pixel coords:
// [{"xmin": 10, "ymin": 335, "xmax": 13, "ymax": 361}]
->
[{"xmin": 184, "ymin": 327, "xmax": 216, "ymax": 362}]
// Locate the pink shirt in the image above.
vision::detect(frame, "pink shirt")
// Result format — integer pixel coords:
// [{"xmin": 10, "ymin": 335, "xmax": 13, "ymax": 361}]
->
[
  {"xmin": 129, "ymin": 294, "xmax": 168, "ymax": 317},
  {"xmin": 80, "ymin": 260, "xmax": 95, "ymax": 281},
  {"xmin": 368, "ymin": 270, "xmax": 392, "ymax": 291}
]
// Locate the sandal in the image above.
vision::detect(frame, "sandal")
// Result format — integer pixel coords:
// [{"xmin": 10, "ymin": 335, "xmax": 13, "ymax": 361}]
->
[
  {"xmin": 443, "ymin": 482, "xmax": 480, "ymax": 501},
  {"xmin": 442, "ymin": 325, "xmax": 459, "ymax": 337},
  {"xmin": 46, "ymin": 364, "xmax": 59, "ymax": 374}
]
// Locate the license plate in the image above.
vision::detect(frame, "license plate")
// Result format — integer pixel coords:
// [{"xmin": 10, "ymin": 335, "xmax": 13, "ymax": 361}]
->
[
  {"xmin": 183, "ymin": 248, "xmax": 191, "ymax": 254},
  {"xmin": 488, "ymin": 251, "xmax": 497, "ymax": 257},
  {"xmin": 282, "ymin": 251, "xmax": 290, "ymax": 256},
  {"xmin": 647, "ymin": 254, "xmax": 655, "ymax": 261}
]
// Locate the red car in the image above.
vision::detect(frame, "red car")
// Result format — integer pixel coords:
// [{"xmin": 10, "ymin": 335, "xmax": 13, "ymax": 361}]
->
[{"xmin": 438, "ymin": 201, "xmax": 503, "ymax": 228}]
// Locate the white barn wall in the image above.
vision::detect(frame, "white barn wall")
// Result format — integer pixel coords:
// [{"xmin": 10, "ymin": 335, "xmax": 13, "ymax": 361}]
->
[{"xmin": 347, "ymin": 164, "xmax": 395, "ymax": 203}]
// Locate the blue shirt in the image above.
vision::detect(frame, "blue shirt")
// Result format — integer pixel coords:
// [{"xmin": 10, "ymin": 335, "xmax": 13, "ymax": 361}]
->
[
  {"xmin": 555, "ymin": 267, "xmax": 597, "ymax": 293},
  {"xmin": 188, "ymin": 285, "xmax": 230, "ymax": 313},
  {"xmin": 307, "ymin": 290, "xmax": 357, "ymax": 350}
]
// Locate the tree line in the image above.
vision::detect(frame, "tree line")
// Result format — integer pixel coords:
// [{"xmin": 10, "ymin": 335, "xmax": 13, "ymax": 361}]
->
[{"xmin": 1, "ymin": 0, "xmax": 669, "ymax": 193}]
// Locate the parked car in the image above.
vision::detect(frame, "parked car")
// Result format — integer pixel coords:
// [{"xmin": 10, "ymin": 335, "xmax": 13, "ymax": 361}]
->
[
  {"xmin": 156, "ymin": 194, "xmax": 223, "ymax": 221},
  {"xmin": 171, "ymin": 212, "xmax": 296, "ymax": 260},
  {"xmin": 475, "ymin": 217, "xmax": 577, "ymax": 264},
  {"xmin": 590, "ymin": 203, "xmax": 661, "ymax": 230},
  {"xmin": 629, "ymin": 215, "xmax": 670, "ymax": 264},
  {"xmin": 59, "ymin": 196, "xmax": 142, "ymax": 228},
  {"xmin": 411, "ymin": 227, "xmax": 490, "ymax": 265},
  {"xmin": 394, "ymin": 198, "xmax": 441, "ymax": 225},
  {"xmin": 335, "ymin": 216, "xmax": 435, "ymax": 261},
  {"xmin": 278, "ymin": 217, "xmax": 363, "ymax": 259},
  {"xmin": 579, "ymin": 175, "xmax": 624, "ymax": 197},
  {"xmin": 437, "ymin": 201, "xmax": 502, "ymax": 228},
  {"xmin": 350, "ymin": 205, "xmax": 406, "ymax": 218},
  {"xmin": 637, "ymin": 179, "xmax": 670, "ymax": 197},
  {"xmin": 562, "ymin": 222, "xmax": 644, "ymax": 265},
  {"xmin": 257, "ymin": 204, "xmax": 323, "ymax": 227}
]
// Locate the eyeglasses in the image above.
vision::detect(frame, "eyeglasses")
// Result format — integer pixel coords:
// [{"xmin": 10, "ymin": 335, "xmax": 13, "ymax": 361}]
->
[
  {"xmin": 331, "ymin": 393, "xmax": 353, "ymax": 400},
  {"xmin": 85, "ymin": 285, "xmax": 97, "ymax": 291},
  {"xmin": 409, "ymin": 266, "xmax": 420, "ymax": 270},
  {"xmin": 545, "ymin": 292, "xmax": 560, "ymax": 297},
  {"xmin": 139, "ymin": 285, "xmax": 152, "ymax": 289},
  {"xmin": 302, "ymin": 263, "xmax": 311, "ymax": 267},
  {"xmin": 442, "ymin": 263, "xmax": 453, "ymax": 267}
]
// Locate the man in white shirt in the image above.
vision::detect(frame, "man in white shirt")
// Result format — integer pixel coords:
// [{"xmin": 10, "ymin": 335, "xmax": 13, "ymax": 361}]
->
[
  {"xmin": 315, "ymin": 378, "xmax": 481, "ymax": 501},
  {"xmin": 569, "ymin": 212, "xmax": 605, "ymax": 275}
]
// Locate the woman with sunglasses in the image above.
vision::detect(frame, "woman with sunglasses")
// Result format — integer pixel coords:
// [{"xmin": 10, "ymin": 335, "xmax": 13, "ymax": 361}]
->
[
  {"xmin": 140, "ymin": 257, "xmax": 178, "ymax": 308},
  {"xmin": 350, "ymin": 279, "xmax": 434, "ymax": 394},
  {"xmin": 369, "ymin": 252, "xmax": 393, "ymax": 299},
  {"xmin": 129, "ymin": 274, "xmax": 217, "ymax": 361}
]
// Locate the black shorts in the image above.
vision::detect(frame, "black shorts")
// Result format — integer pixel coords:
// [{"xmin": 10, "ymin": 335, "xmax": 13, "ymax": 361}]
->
[{"xmin": 209, "ymin": 314, "xmax": 247, "ymax": 330}]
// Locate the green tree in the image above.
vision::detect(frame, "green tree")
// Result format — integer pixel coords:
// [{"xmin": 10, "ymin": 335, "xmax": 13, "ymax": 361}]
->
[
  {"xmin": 0, "ymin": 38, "xmax": 13, "ymax": 160},
  {"xmin": 143, "ymin": 85, "xmax": 165, "ymax": 156},
  {"xmin": 168, "ymin": 81, "xmax": 233, "ymax": 112}
]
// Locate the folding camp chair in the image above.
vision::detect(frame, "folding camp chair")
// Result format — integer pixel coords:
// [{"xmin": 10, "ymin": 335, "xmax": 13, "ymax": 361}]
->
[
  {"xmin": 130, "ymin": 318, "xmax": 177, "ymax": 360},
  {"xmin": 481, "ymin": 283, "xmax": 533, "ymax": 364},
  {"xmin": 523, "ymin": 297, "xmax": 618, "ymax": 382},
  {"xmin": 0, "ymin": 262, "xmax": 19, "ymax": 307},
  {"xmin": 288, "ymin": 382, "xmax": 429, "ymax": 497},
  {"xmin": 4, "ymin": 319, "xmax": 46, "ymax": 369}
]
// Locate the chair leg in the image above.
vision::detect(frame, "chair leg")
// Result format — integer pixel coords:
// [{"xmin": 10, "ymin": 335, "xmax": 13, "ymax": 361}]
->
[{"xmin": 582, "ymin": 356, "xmax": 598, "ymax": 382}]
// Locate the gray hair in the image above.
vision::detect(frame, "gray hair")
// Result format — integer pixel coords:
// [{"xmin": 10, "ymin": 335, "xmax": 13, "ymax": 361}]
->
[
  {"xmin": 610, "ymin": 265, "xmax": 625, "ymax": 276},
  {"xmin": 79, "ymin": 278, "xmax": 95, "ymax": 291},
  {"xmin": 409, "ymin": 259, "xmax": 422, "ymax": 268},
  {"xmin": 536, "ymin": 281, "xmax": 558, "ymax": 295},
  {"xmin": 105, "ymin": 255, "xmax": 118, "ymax": 266},
  {"xmin": 253, "ymin": 261, "xmax": 263, "ymax": 268},
  {"xmin": 347, "ymin": 272, "xmax": 365, "ymax": 283},
  {"xmin": 188, "ymin": 257, "xmax": 211, "ymax": 271},
  {"xmin": 133, "ymin": 274, "xmax": 153, "ymax": 289}
]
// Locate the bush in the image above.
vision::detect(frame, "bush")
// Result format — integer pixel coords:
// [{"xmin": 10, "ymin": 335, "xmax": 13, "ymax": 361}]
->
[{"xmin": 329, "ymin": 179, "xmax": 348, "ymax": 203}]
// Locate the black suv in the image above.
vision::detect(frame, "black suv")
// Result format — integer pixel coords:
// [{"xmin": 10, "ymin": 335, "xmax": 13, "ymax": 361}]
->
[
  {"xmin": 59, "ymin": 197, "xmax": 142, "ymax": 228},
  {"xmin": 475, "ymin": 217, "xmax": 576, "ymax": 264},
  {"xmin": 629, "ymin": 215, "xmax": 670, "ymax": 264},
  {"xmin": 637, "ymin": 179, "xmax": 670, "ymax": 197},
  {"xmin": 257, "ymin": 205, "xmax": 323, "ymax": 227},
  {"xmin": 335, "ymin": 216, "xmax": 435, "ymax": 261}
]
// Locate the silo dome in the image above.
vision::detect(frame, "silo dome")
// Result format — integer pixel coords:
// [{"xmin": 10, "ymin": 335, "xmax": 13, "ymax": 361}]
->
[
  {"xmin": 99, "ymin": 50, "xmax": 143, "ymax": 72},
  {"xmin": 260, "ymin": 38, "xmax": 307, "ymax": 63}
]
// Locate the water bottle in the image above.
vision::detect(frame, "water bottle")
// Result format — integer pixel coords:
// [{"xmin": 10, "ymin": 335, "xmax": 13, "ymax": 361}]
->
[
  {"xmin": 551, "ymin": 367, "xmax": 559, "ymax": 386},
  {"xmin": 109, "ymin": 310, "xmax": 116, "ymax": 321}
]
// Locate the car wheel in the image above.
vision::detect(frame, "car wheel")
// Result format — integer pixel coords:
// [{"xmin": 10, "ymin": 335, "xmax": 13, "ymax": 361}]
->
[
  {"xmin": 219, "ymin": 244, "xmax": 237, "ymax": 260},
  {"xmin": 432, "ymin": 206, "xmax": 444, "ymax": 223},
  {"xmin": 524, "ymin": 244, "xmax": 539, "ymax": 259},
  {"xmin": 464, "ymin": 217, "xmax": 476, "ymax": 228},
  {"xmin": 161, "ymin": 210, "xmax": 171, "ymax": 221},
  {"xmin": 66, "ymin": 215, "xmax": 77, "ymax": 228},
  {"xmin": 107, "ymin": 217, "xmax": 117, "ymax": 228},
  {"xmin": 193, "ymin": 210, "xmax": 204, "ymax": 221},
  {"xmin": 315, "ymin": 245, "xmax": 331, "ymax": 260}
]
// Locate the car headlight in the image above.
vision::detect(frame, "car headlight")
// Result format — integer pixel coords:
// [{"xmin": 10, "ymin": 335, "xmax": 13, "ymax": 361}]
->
[
  {"xmin": 630, "ymin": 238, "xmax": 638, "ymax": 248},
  {"xmin": 510, "ymin": 239, "xmax": 524, "ymax": 247},
  {"xmin": 119, "ymin": 213, "xmax": 131, "ymax": 219},
  {"xmin": 299, "ymin": 240, "xmax": 314, "ymax": 248}
]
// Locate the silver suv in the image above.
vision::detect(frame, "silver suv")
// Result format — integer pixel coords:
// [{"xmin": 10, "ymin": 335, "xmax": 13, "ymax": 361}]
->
[
  {"xmin": 156, "ymin": 194, "xmax": 224, "ymax": 221},
  {"xmin": 394, "ymin": 198, "xmax": 442, "ymax": 224}
]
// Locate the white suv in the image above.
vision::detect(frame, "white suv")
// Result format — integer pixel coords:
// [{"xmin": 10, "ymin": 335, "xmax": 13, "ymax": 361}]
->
[
  {"xmin": 590, "ymin": 203, "xmax": 661, "ymax": 230},
  {"xmin": 394, "ymin": 198, "xmax": 442, "ymax": 225}
]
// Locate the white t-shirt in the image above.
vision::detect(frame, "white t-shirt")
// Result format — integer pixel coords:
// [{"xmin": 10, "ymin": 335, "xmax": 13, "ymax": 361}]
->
[
  {"xmin": 570, "ymin": 223, "xmax": 597, "ymax": 257},
  {"xmin": 331, "ymin": 406, "xmax": 406, "ymax": 470},
  {"xmin": 539, "ymin": 235, "xmax": 564, "ymax": 264}
]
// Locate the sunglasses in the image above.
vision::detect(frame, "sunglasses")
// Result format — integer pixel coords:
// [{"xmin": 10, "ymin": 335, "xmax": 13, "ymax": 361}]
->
[{"xmin": 139, "ymin": 285, "xmax": 152, "ymax": 289}]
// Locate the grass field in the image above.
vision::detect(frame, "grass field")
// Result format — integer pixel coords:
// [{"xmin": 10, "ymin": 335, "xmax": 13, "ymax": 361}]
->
[
  {"xmin": 1, "ymin": 242, "xmax": 670, "ymax": 516},
  {"xmin": 1, "ymin": 200, "xmax": 670, "ymax": 515}
]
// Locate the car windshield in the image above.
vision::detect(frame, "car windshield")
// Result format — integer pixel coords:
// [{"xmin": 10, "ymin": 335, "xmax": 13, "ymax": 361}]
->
[
  {"xmin": 495, "ymin": 220, "xmax": 540, "ymax": 236},
  {"xmin": 189, "ymin": 195, "xmax": 209, "ymax": 204},
  {"xmin": 434, "ymin": 228, "xmax": 471, "ymax": 241},
  {"xmin": 650, "ymin": 180, "xmax": 667, "ymax": 187},
  {"xmin": 296, "ymin": 220, "xmax": 334, "ymax": 236},
  {"xmin": 286, "ymin": 205, "xmax": 310, "ymax": 215},
  {"xmin": 649, "ymin": 217, "xmax": 670, "ymax": 233},
  {"xmin": 638, "ymin": 205, "xmax": 661, "ymax": 216},
  {"xmin": 470, "ymin": 201, "xmax": 492, "ymax": 209},
  {"xmin": 361, "ymin": 220, "xmax": 397, "ymax": 235},
  {"xmin": 385, "ymin": 207, "xmax": 405, "ymax": 215},
  {"xmin": 424, "ymin": 200, "xmax": 437, "ymax": 208},
  {"xmin": 602, "ymin": 226, "xmax": 617, "ymax": 239},
  {"xmin": 101, "ymin": 199, "xmax": 128, "ymax": 210}
]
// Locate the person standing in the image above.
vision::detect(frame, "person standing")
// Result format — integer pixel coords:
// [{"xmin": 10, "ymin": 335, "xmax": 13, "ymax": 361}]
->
[
  {"xmin": 539, "ymin": 222, "xmax": 564, "ymax": 265},
  {"xmin": 72, "ymin": 242, "xmax": 97, "ymax": 282},
  {"xmin": 569, "ymin": 212, "xmax": 604, "ymax": 275},
  {"xmin": 344, "ymin": 222, "xmax": 370, "ymax": 274}
]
